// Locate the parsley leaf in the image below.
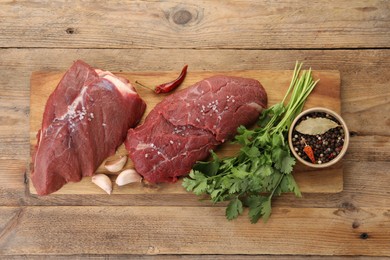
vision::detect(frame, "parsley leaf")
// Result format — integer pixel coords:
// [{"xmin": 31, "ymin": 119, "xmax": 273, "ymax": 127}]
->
[
  {"xmin": 192, "ymin": 151, "xmax": 220, "ymax": 176},
  {"xmin": 193, "ymin": 179, "xmax": 207, "ymax": 195},
  {"xmin": 261, "ymin": 198, "xmax": 272, "ymax": 222},
  {"xmin": 246, "ymin": 195, "xmax": 267, "ymax": 223},
  {"xmin": 281, "ymin": 155, "xmax": 296, "ymax": 174},
  {"xmin": 240, "ymin": 146, "xmax": 260, "ymax": 158},
  {"xmin": 226, "ymin": 197, "xmax": 243, "ymax": 220},
  {"xmin": 235, "ymin": 126, "xmax": 254, "ymax": 146}
]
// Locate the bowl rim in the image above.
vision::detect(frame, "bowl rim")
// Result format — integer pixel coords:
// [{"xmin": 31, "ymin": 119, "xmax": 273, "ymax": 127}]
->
[{"xmin": 288, "ymin": 107, "xmax": 350, "ymax": 168}]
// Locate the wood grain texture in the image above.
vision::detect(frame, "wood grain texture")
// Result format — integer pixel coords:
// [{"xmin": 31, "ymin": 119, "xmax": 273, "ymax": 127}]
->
[
  {"xmin": 0, "ymin": 206, "xmax": 389, "ymax": 256},
  {"xmin": 0, "ymin": 0, "xmax": 389, "ymax": 49},
  {"xmin": 29, "ymin": 69, "xmax": 342, "ymax": 194},
  {"xmin": 0, "ymin": 0, "xmax": 389, "ymax": 257}
]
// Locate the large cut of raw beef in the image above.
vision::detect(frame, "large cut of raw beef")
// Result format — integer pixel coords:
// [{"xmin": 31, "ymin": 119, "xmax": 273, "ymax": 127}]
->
[
  {"xmin": 31, "ymin": 60, "xmax": 146, "ymax": 195},
  {"xmin": 125, "ymin": 75, "xmax": 267, "ymax": 183}
]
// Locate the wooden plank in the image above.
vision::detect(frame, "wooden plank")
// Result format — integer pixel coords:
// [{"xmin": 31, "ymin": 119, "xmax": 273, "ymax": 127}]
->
[
  {"xmin": 2, "ymin": 159, "xmax": 390, "ymax": 211},
  {"xmin": 0, "ymin": 1, "xmax": 389, "ymax": 49},
  {"xmin": 0, "ymin": 206, "xmax": 389, "ymax": 256},
  {"xmin": 29, "ymin": 69, "xmax": 342, "ymax": 195}
]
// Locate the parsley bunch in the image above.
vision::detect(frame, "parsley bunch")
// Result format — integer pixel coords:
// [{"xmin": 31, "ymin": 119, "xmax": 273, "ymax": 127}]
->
[{"xmin": 182, "ymin": 62, "xmax": 319, "ymax": 223}]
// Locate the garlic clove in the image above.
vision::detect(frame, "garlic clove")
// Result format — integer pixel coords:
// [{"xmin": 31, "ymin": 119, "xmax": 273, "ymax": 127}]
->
[
  {"xmin": 104, "ymin": 156, "xmax": 127, "ymax": 173},
  {"xmin": 92, "ymin": 174, "xmax": 113, "ymax": 194},
  {"xmin": 116, "ymin": 169, "xmax": 143, "ymax": 186}
]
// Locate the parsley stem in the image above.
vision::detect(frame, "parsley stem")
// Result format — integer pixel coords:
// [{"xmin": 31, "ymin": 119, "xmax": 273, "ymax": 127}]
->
[
  {"xmin": 282, "ymin": 61, "xmax": 302, "ymax": 105},
  {"xmin": 273, "ymin": 70, "xmax": 319, "ymax": 135}
]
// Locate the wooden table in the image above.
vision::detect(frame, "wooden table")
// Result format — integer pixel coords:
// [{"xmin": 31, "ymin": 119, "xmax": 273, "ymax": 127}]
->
[{"xmin": 0, "ymin": 0, "xmax": 389, "ymax": 258}]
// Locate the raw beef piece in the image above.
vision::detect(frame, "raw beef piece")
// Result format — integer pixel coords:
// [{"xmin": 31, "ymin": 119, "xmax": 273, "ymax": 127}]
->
[
  {"xmin": 31, "ymin": 60, "xmax": 146, "ymax": 195},
  {"xmin": 125, "ymin": 75, "xmax": 267, "ymax": 183}
]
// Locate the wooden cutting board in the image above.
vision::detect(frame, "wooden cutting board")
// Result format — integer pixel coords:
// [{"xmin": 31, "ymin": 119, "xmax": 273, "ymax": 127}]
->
[{"xmin": 30, "ymin": 69, "xmax": 342, "ymax": 195}]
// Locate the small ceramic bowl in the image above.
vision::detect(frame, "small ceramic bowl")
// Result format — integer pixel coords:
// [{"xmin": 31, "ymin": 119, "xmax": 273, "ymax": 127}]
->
[{"xmin": 288, "ymin": 107, "xmax": 349, "ymax": 168}]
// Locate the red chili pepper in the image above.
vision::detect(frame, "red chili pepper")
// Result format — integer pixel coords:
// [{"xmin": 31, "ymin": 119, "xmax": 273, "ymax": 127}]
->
[
  {"xmin": 155, "ymin": 65, "xmax": 188, "ymax": 93},
  {"xmin": 136, "ymin": 65, "xmax": 188, "ymax": 94},
  {"xmin": 302, "ymin": 138, "xmax": 316, "ymax": 164}
]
